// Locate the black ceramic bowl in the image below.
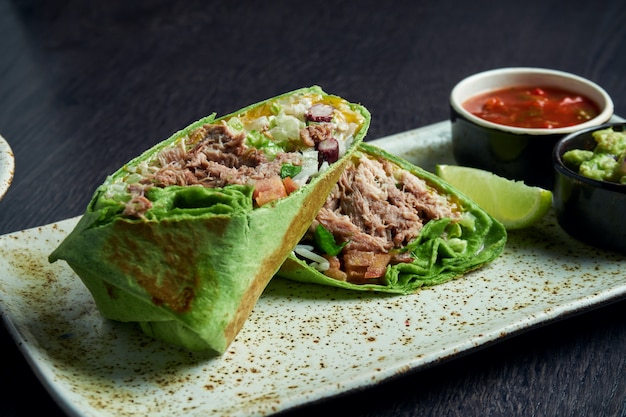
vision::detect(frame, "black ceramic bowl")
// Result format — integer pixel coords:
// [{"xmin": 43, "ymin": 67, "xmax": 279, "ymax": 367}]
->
[
  {"xmin": 553, "ymin": 122, "xmax": 626, "ymax": 254},
  {"xmin": 450, "ymin": 67, "xmax": 614, "ymax": 189}
]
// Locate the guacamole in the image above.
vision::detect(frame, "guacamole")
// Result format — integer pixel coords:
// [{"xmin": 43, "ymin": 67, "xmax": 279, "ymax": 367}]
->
[{"xmin": 562, "ymin": 127, "xmax": 626, "ymax": 184}]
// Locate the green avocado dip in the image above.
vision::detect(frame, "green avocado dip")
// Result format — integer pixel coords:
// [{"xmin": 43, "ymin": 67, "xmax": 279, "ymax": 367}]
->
[{"xmin": 562, "ymin": 127, "xmax": 626, "ymax": 184}]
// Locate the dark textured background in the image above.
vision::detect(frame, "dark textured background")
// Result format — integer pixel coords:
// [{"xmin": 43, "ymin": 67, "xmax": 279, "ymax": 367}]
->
[{"xmin": 1, "ymin": 0, "xmax": 626, "ymax": 416}]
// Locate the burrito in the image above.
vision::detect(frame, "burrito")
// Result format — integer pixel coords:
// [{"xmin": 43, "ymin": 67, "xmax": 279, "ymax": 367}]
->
[
  {"xmin": 277, "ymin": 143, "xmax": 507, "ymax": 294},
  {"xmin": 49, "ymin": 86, "xmax": 370, "ymax": 353}
]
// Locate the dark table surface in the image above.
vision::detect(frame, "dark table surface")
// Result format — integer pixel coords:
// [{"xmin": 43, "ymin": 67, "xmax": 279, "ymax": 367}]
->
[{"xmin": 2, "ymin": 0, "xmax": 626, "ymax": 416}]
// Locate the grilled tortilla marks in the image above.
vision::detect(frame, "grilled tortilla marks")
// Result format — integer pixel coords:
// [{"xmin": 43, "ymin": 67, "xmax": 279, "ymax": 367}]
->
[{"xmin": 104, "ymin": 219, "xmax": 212, "ymax": 314}]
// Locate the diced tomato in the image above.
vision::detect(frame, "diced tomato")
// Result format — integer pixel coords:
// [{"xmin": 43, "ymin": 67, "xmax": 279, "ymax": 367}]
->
[
  {"xmin": 282, "ymin": 176, "xmax": 299, "ymax": 195},
  {"xmin": 482, "ymin": 96, "xmax": 505, "ymax": 112},
  {"xmin": 253, "ymin": 176, "xmax": 287, "ymax": 206},
  {"xmin": 323, "ymin": 255, "xmax": 348, "ymax": 281},
  {"xmin": 343, "ymin": 251, "xmax": 391, "ymax": 283},
  {"xmin": 364, "ymin": 253, "xmax": 392, "ymax": 279},
  {"xmin": 530, "ymin": 87, "xmax": 545, "ymax": 96}
]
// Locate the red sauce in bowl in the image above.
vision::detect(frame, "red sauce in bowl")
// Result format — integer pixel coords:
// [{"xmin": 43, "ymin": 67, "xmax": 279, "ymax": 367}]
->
[{"xmin": 463, "ymin": 86, "xmax": 600, "ymax": 129}]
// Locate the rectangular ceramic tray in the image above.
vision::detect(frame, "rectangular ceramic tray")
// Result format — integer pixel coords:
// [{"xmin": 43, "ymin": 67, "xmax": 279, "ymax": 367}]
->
[{"xmin": 1, "ymin": 120, "xmax": 625, "ymax": 417}]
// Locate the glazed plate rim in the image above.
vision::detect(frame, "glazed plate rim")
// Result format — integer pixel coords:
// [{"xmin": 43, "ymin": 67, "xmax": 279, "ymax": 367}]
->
[{"xmin": 0, "ymin": 133, "xmax": 15, "ymax": 202}]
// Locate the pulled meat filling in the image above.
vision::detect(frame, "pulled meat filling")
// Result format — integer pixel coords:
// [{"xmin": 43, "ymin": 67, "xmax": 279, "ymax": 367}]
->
[
  {"xmin": 122, "ymin": 118, "xmax": 337, "ymax": 218},
  {"xmin": 144, "ymin": 123, "xmax": 302, "ymax": 188},
  {"xmin": 307, "ymin": 156, "xmax": 460, "ymax": 284}
]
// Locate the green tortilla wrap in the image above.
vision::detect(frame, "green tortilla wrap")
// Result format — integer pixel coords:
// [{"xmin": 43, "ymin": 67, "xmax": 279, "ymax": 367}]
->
[
  {"xmin": 49, "ymin": 86, "xmax": 370, "ymax": 353},
  {"xmin": 276, "ymin": 143, "xmax": 507, "ymax": 294}
]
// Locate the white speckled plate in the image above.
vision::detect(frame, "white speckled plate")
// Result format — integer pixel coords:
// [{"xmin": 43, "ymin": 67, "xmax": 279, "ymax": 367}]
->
[
  {"xmin": 1, "ymin": 121, "xmax": 626, "ymax": 417},
  {"xmin": 0, "ymin": 133, "xmax": 15, "ymax": 202}
]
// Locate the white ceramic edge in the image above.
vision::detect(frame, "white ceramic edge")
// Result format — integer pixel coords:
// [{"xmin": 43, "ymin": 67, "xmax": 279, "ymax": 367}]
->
[
  {"xmin": 450, "ymin": 67, "xmax": 615, "ymax": 135},
  {"xmin": 0, "ymin": 133, "xmax": 15, "ymax": 202}
]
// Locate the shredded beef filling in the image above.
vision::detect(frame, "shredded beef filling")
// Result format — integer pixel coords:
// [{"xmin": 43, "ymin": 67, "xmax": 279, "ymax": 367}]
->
[
  {"xmin": 123, "ymin": 122, "xmax": 306, "ymax": 217},
  {"xmin": 309, "ymin": 156, "xmax": 460, "ymax": 284},
  {"xmin": 145, "ymin": 123, "xmax": 304, "ymax": 188}
]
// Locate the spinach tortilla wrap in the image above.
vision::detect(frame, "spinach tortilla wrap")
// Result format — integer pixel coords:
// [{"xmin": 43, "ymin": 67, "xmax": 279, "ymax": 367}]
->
[
  {"xmin": 49, "ymin": 86, "xmax": 370, "ymax": 353},
  {"xmin": 277, "ymin": 143, "xmax": 507, "ymax": 294}
]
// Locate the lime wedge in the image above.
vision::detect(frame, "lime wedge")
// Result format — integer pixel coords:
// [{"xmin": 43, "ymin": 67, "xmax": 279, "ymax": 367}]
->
[{"xmin": 435, "ymin": 165, "xmax": 553, "ymax": 230}]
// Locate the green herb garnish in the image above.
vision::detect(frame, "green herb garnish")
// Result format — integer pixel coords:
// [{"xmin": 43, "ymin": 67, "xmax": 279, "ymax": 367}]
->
[
  {"xmin": 280, "ymin": 164, "xmax": 302, "ymax": 179},
  {"xmin": 313, "ymin": 224, "xmax": 348, "ymax": 256}
]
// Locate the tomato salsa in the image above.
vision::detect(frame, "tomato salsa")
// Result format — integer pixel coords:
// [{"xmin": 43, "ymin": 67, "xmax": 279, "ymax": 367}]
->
[{"xmin": 463, "ymin": 86, "xmax": 600, "ymax": 129}]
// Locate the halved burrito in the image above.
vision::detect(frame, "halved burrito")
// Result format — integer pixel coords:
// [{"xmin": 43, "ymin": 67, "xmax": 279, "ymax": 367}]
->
[
  {"xmin": 277, "ymin": 143, "xmax": 507, "ymax": 294},
  {"xmin": 49, "ymin": 86, "xmax": 370, "ymax": 353}
]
